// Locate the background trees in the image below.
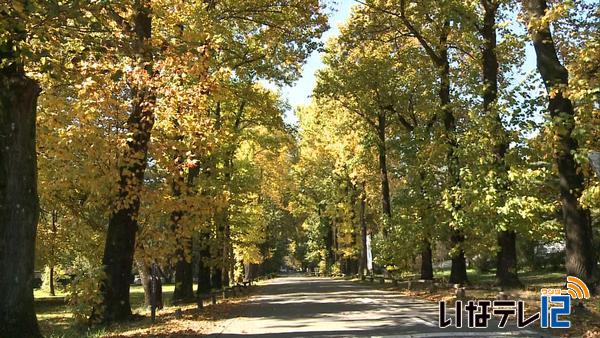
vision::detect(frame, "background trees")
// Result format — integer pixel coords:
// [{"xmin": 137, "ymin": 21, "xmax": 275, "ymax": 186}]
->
[
  {"xmin": 4, "ymin": 0, "xmax": 327, "ymax": 330},
  {"xmin": 296, "ymin": 0, "xmax": 598, "ymax": 292},
  {"xmin": 1, "ymin": 0, "xmax": 598, "ymax": 335}
]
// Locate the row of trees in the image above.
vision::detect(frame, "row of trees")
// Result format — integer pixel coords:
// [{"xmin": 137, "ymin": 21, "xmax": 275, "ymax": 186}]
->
[
  {"xmin": 295, "ymin": 0, "xmax": 598, "ymax": 290},
  {"xmin": 1, "ymin": 1, "xmax": 327, "ymax": 336}
]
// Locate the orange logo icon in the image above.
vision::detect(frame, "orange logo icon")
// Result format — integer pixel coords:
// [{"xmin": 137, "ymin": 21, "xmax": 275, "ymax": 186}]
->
[{"xmin": 565, "ymin": 276, "xmax": 590, "ymax": 300}]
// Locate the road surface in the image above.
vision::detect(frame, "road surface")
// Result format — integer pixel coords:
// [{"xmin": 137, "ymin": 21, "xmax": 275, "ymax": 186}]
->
[{"xmin": 207, "ymin": 276, "xmax": 554, "ymax": 337}]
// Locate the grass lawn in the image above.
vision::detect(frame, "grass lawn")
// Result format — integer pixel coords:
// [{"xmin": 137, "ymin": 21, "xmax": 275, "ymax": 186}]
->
[{"xmin": 36, "ymin": 283, "xmax": 241, "ymax": 338}]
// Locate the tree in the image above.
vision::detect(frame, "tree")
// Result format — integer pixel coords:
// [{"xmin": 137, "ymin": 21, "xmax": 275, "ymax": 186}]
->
[
  {"xmin": 0, "ymin": 2, "xmax": 42, "ymax": 334},
  {"xmin": 295, "ymin": 98, "xmax": 381, "ymax": 276},
  {"xmin": 99, "ymin": 1, "xmax": 156, "ymax": 322},
  {"xmin": 523, "ymin": 0, "xmax": 597, "ymax": 289},
  {"xmin": 397, "ymin": 0, "xmax": 468, "ymax": 284},
  {"xmin": 463, "ymin": 0, "xmax": 522, "ymax": 287}
]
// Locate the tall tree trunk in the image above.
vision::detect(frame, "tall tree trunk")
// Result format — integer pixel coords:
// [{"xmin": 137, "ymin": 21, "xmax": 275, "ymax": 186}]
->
[
  {"xmin": 196, "ymin": 233, "xmax": 212, "ymax": 295},
  {"xmin": 524, "ymin": 0, "xmax": 597, "ymax": 289},
  {"xmin": 173, "ymin": 253, "xmax": 194, "ymax": 302},
  {"xmin": 172, "ymin": 166, "xmax": 195, "ymax": 303},
  {"xmin": 135, "ymin": 259, "xmax": 151, "ymax": 306},
  {"xmin": 183, "ymin": 164, "xmax": 211, "ymax": 296},
  {"xmin": 222, "ymin": 222, "xmax": 231, "ymax": 287},
  {"xmin": 211, "ymin": 207, "xmax": 228, "ymax": 289},
  {"xmin": 211, "ymin": 266, "xmax": 222, "ymax": 290},
  {"xmin": 496, "ymin": 230, "xmax": 520, "ymax": 286},
  {"xmin": 100, "ymin": 2, "xmax": 154, "ymax": 322},
  {"xmin": 449, "ymin": 232, "xmax": 468, "ymax": 284},
  {"xmin": 420, "ymin": 240, "xmax": 434, "ymax": 280},
  {"xmin": 0, "ymin": 60, "xmax": 42, "ymax": 337},
  {"xmin": 398, "ymin": 0, "xmax": 466, "ymax": 284},
  {"xmin": 377, "ymin": 111, "xmax": 391, "ymax": 236},
  {"xmin": 221, "ymin": 154, "xmax": 235, "ymax": 287},
  {"xmin": 359, "ymin": 183, "xmax": 368, "ymax": 277},
  {"xmin": 49, "ymin": 210, "xmax": 58, "ymax": 296},
  {"xmin": 49, "ymin": 266, "xmax": 55, "ymax": 296},
  {"xmin": 417, "ymin": 171, "xmax": 434, "ymax": 281},
  {"xmin": 440, "ymin": 35, "xmax": 467, "ymax": 285},
  {"xmin": 211, "ymin": 207, "xmax": 224, "ymax": 290},
  {"xmin": 480, "ymin": 0, "xmax": 521, "ymax": 287}
]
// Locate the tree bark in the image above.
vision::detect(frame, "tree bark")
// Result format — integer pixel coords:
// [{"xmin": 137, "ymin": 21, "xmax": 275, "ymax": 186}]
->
[
  {"xmin": 0, "ymin": 62, "xmax": 42, "ymax": 337},
  {"xmin": 211, "ymin": 265, "xmax": 223, "ymax": 290},
  {"xmin": 359, "ymin": 183, "xmax": 368, "ymax": 277},
  {"xmin": 377, "ymin": 111, "xmax": 391, "ymax": 236},
  {"xmin": 49, "ymin": 266, "xmax": 55, "ymax": 296},
  {"xmin": 196, "ymin": 233, "xmax": 212, "ymax": 295},
  {"xmin": 480, "ymin": 0, "xmax": 521, "ymax": 287},
  {"xmin": 496, "ymin": 229, "xmax": 520, "ymax": 287},
  {"xmin": 172, "ymin": 166, "xmax": 195, "ymax": 303},
  {"xmin": 100, "ymin": 2, "xmax": 154, "ymax": 322},
  {"xmin": 420, "ymin": 240, "xmax": 434, "ymax": 280},
  {"xmin": 173, "ymin": 253, "xmax": 194, "ymax": 302},
  {"xmin": 523, "ymin": 0, "xmax": 597, "ymax": 289},
  {"xmin": 211, "ymin": 202, "xmax": 224, "ymax": 290},
  {"xmin": 222, "ymin": 221, "xmax": 231, "ymax": 287},
  {"xmin": 135, "ymin": 259, "xmax": 151, "ymax": 306},
  {"xmin": 449, "ymin": 232, "xmax": 468, "ymax": 284},
  {"xmin": 416, "ymin": 170, "xmax": 434, "ymax": 281},
  {"xmin": 398, "ymin": 2, "xmax": 467, "ymax": 284},
  {"xmin": 439, "ymin": 30, "xmax": 468, "ymax": 285},
  {"xmin": 49, "ymin": 210, "xmax": 58, "ymax": 296},
  {"xmin": 221, "ymin": 154, "xmax": 235, "ymax": 287}
]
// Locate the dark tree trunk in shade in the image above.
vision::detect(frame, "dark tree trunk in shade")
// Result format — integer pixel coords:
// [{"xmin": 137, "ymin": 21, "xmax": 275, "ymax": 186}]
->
[
  {"xmin": 222, "ymin": 222, "xmax": 231, "ymax": 287},
  {"xmin": 172, "ymin": 167, "xmax": 197, "ymax": 303},
  {"xmin": 399, "ymin": 2, "xmax": 466, "ymax": 282},
  {"xmin": 196, "ymin": 235, "xmax": 212, "ymax": 295},
  {"xmin": 49, "ymin": 266, "xmax": 55, "ymax": 296},
  {"xmin": 496, "ymin": 230, "xmax": 521, "ymax": 287},
  {"xmin": 221, "ymin": 155, "xmax": 234, "ymax": 288},
  {"xmin": 99, "ymin": 2, "xmax": 154, "ymax": 322},
  {"xmin": 399, "ymin": 4, "xmax": 466, "ymax": 283},
  {"xmin": 420, "ymin": 240, "xmax": 434, "ymax": 280},
  {"xmin": 480, "ymin": 0, "xmax": 521, "ymax": 287},
  {"xmin": 377, "ymin": 112, "xmax": 392, "ymax": 236},
  {"xmin": 0, "ymin": 63, "xmax": 42, "ymax": 337},
  {"xmin": 324, "ymin": 215, "xmax": 334, "ymax": 269},
  {"xmin": 172, "ymin": 244, "xmax": 194, "ymax": 302},
  {"xmin": 440, "ymin": 34, "xmax": 467, "ymax": 285},
  {"xmin": 211, "ymin": 266, "xmax": 223, "ymax": 290},
  {"xmin": 416, "ymin": 171, "xmax": 434, "ymax": 281},
  {"xmin": 212, "ymin": 209, "xmax": 226, "ymax": 289},
  {"xmin": 49, "ymin": 210, "xmax": 58, "ymax": 296},
  {"xmin": 399, "ymin": 0, "xmax": 466, "ymax": 286},
  {"xmin": 449, "ymin": 232, "xmax": 468, "ymax": 284},
  {"xmin": 524, "ymin": 0, "xmax": 597, "ymax": 289}
]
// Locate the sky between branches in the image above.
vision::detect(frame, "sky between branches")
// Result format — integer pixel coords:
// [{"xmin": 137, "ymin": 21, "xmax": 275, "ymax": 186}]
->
[{"xmin": 280, "ymin": 0, "xmax": 539, "ymax": 126}]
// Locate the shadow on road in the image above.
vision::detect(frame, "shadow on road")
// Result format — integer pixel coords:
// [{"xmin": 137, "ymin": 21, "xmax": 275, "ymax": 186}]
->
[{"xmin": 206, "ymin": 276, "xmax": 553, "ymax": 338}]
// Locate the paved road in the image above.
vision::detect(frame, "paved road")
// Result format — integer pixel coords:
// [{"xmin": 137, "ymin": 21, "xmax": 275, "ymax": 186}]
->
[{"xmin": 207, "ymin": 276, "xmax": 555, "ymax": 338}]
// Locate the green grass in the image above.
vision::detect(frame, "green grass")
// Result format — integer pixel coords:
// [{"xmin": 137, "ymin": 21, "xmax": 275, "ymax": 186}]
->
[
  {"xmin": 434, "ymin": 269, "xmax": 566, "ymax": 286},
  {"xmin": 431, "ymin": 268, "xmax": 564, "ymax": 287},
  {"xmin": 36, "ymin": 283, "xmax": 193, "ymax": 338},
  {"xmin": 34, "ymin": 288, "xmax": 68, "ymax": 299},
  {"xmin": 379, "ymin": 267, "xmax": 565, "ymax": 288}
]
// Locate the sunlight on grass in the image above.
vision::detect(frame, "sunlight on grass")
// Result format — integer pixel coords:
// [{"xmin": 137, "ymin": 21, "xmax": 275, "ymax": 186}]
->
[
  {"xmin": 34, "ymin": 288, "xmax": 68, "ymax": 299},
  {"xmin": 37, "ymin": 283, "xmax": 203, "ymax": 337}
]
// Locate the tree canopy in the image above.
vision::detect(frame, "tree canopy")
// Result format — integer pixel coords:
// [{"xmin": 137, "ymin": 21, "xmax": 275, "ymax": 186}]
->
[{"xmin": 0, "ymin": 0, "xmax": 598, "ymax": 336}]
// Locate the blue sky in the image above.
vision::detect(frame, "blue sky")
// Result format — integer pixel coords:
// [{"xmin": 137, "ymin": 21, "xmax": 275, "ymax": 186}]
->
[
  {"xmin": 281, "ymin": 1, "xmax": 355, "ymax": 125},
  {"xmin": 280, "ymin": 0, "xmax": 538, "ymax": 126}
]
